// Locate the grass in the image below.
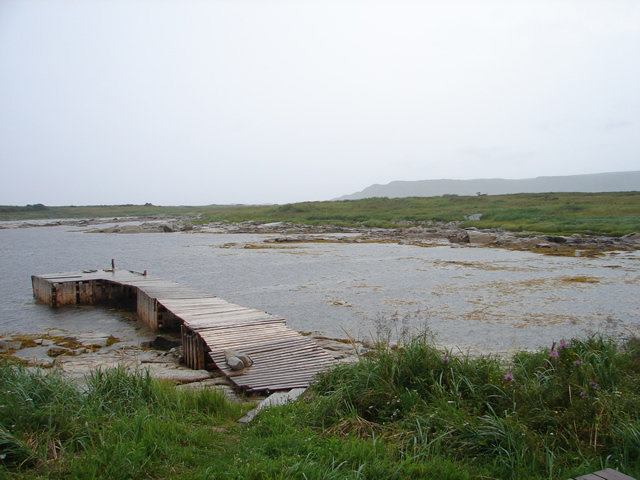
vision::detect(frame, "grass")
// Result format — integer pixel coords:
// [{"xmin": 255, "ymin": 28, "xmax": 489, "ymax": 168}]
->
[
  {"xmin": 2, "ymin": 334, "xmax": 639, "ymax": 479},
  {"xmin": 2, "ymin": 191, "xmax": 640, "ymax": 236},
  {"xmin": 0, "ymin": 364, "xmax": 249, "ymax": 478}
]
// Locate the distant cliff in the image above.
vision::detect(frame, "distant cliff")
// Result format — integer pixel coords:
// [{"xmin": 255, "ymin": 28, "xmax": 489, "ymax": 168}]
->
[{"xmin": 336, "ymin": 171, "xmax": 640, "ymax": 200}]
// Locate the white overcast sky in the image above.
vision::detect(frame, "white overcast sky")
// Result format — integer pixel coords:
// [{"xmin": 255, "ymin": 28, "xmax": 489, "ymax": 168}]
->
[{"xmin": 1, "ymin": 0, "xmax": 639, "ymax": 206}]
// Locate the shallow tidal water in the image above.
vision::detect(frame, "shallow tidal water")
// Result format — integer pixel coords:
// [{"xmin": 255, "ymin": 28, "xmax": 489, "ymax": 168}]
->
[{"xmin": 1, "ymin": 223, "xmax": 639, "ymax": 355}]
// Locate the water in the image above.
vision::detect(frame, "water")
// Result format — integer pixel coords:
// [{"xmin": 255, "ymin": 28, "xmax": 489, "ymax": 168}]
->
[{"xmin": 1, "ymin": 223, "xmax": 639, "ymax": 354}]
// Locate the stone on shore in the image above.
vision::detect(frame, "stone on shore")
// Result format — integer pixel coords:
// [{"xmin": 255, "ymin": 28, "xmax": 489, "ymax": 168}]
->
[{"xmin": 467, "ymin": 230, "xmax": 496, "ymax": 245}]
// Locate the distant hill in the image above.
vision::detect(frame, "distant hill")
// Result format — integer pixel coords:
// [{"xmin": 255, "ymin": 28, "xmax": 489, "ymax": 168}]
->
[{"xmin": 336, "ymin": 171, "xmax": 640, "ymax": 200}]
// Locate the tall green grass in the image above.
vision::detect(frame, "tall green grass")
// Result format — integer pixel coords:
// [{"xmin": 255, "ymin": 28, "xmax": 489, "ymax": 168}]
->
[
  {"xmin": 308, "ymin": 335, "xmax": 640, "ymax": 479},
  {"xmin": 2, "ymin": 336, "xmax": 639, "ymax": 478},
  {"xmin": 0, "ymin": 364, "xmax": 247, "ymax": 478}
]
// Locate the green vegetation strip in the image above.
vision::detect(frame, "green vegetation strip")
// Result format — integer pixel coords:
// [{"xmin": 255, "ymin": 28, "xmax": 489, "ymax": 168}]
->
[
  {"xmin": 2, "ymin": 335, "xmax": 639, "ymax": 479},
  {"xmin": 3, "ymin": 192, "xmax": 640, "ymax": 236}
]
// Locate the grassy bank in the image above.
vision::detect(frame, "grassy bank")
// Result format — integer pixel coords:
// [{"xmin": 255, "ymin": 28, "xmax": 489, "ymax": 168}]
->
[
  {"xmin": 2, "ymin": 192, "xmax": 640, "ymax": 236},
  {"xmin": 0, "ymin": 203, "xmax": 204, "ymax": 220},
  {"xmin": 2, "ymin": 335, "xmax": 639, "ymax": 479},
  {"xmin": 200, "ymin": 192, "xmax": 640, "ymax": 236}
]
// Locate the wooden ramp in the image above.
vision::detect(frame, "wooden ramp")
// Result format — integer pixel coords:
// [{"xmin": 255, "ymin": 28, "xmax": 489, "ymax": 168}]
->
[
  {"xmin": 32, "ymin": 269, "xmax": 335, "ymax": 393},
  {"xmin": 571, "ymin": 469, "xmax": 636, "ymax": 480}
]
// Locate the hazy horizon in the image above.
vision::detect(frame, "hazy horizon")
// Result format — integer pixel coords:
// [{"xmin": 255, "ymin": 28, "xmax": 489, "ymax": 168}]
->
[
  {"xmin": 1, "ymin": 1, "xmax": 639, "ymax": 206},
  {"xmin": 1, "ymin": 170, "xmax": 637, "ymax": 207}
]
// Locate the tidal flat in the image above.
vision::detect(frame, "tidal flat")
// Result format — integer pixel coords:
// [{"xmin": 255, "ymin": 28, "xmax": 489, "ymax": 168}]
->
[{"xmin": 1, "ymin": 219, "xmax": 638, "ymax": 357}]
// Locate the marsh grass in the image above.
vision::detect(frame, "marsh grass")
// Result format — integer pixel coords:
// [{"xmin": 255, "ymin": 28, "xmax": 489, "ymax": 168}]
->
[
  {"xmin": 2, "ymin": 337, "xmax": 639, "ymax": 478},
  {"xmin": 3, "ymin": 192, "xmax": 640, "ymax": 236}
]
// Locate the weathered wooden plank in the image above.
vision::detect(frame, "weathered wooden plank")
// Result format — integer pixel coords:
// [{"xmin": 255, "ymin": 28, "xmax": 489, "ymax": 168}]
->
[
  {"xmin": 217, "ymin": 357, "xmax": 334, "ymax": 372},
  {"xmin": 31, "ymin": 275, "xmax": 54, "ymax": 305},
  {"xmin": 177, "ymin": 309, "xmax": 270, "ymax": 319},
  {"xmin": 239, "ymin": 370, "xmax": 332, "ymax": 386},
  {"xmin": 203, "ymin": 339, "xmax": 315, "ymax": 354},
  {"xmin": 573, "ymin": 469, "xmax": 636, "ymax": 480},
  {"xmin": 232, "ymin": 338, "xmax": 321, "ymax": 353},
  {"xmin": 247, "ymin": 382, "xmax": 312, "ymax": 392},
  {"xmin": 77, "ymin": 281, "xmax": 93, "ymax": 303},
  {"xmin": 209, "ymin": 352, "xmax": 333, "ymax": 377},
  {"xmin": 224, "ymin": 368, "xmax": 334, "ymax": 385},
  {"xmin": 157, "ymin": 298, "xmax": 229, "ymax": 308},
  {"xmin": 137, "ymin": 292, "xmax": 158, "ymax": 329},
  {"xmin": 222, "ymin": 348, "xmax": 331, "ymax": 366},
  {"xmin": 191, "ymin": 318, "xmax": 286, "ymax": 330},
  {"xmin": 180, "ymin": 310, "xmax": 281, "ymax": 322},
  {"xmin": 197, "ymin": 324, "xmax": 295, "ymax": 336},
  {"xmin": 210, "ymin": 352, "xmax": 333, "ymax": 370},
  {"xmin": 54, "ymin": 282, "xmax": 77, "ymax": 307},
  {"xmin": 229, "ymin": 373, "xmax": 320, "ymax": 386},
  {"xmin": 201, "ymin": 334, "xmax": 302, "ymax": 347},
  {"xmin": 160, "ymin": 305, "xmax": 241, "ymax": 315},
  {"xmin": 235, "ymin": 350, "xmax": 334, "ymax": 365}
]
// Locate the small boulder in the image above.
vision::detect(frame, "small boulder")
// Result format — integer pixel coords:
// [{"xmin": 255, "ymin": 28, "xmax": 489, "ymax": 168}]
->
[
  {"xmin": 546, "ymin": 235, "xmax": 568, "ymax": 244},
  {"xmin": 520, "ymin": 237, "xmax": 546, "ymax": 248},
  {"xmin": 235, "ymin": 352, "xmax": 253, "ymax": 367},
  {"xmin": 224, "ymin": 349, "xmax": 253, "ymax": 370},
  {"xmin": 467, "ymin": 230, "xmax": 496, "ymax": 245},
  {"xmin": 227, "ymin": 356, "xmax": 245, "ymax": 371},
  {"xmin": 258, "ymin": 222, "xmax": 285, "ymax": 229},
  {"xmin": 447, "ymin": 230, "xmax": 469, "ymax": 244}
]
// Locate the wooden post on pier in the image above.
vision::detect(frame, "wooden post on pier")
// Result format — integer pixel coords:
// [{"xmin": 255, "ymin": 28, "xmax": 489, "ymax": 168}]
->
[{"xmin": 181, "ymin": 325, "xmax": 206, "ymax": 370}]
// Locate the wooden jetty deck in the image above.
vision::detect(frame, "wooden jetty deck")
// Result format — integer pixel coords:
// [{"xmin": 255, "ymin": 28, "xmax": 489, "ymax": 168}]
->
[
  {"xmin": 572, "ymin": 468, "xmax": 636, "ymax": 480},
  {"xmin": 32, "ymin": 269, "xmax": 335, "ymax": 393}
]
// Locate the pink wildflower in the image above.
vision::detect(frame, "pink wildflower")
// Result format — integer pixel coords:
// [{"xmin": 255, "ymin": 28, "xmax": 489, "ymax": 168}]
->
[
  {"xmin": 549, "ymin": 349, "xmax": 559, "ymax": 358},
  {"xmin": 559, "ymin": 341, "xmax": 568, "ymax": 349},
  {"xmin": 574, "ymin": 360, "xmax": 583, "ymax": 366},
  {"xmin": 442, "ymin": 356, "xmax": 450, "ymax": 364},
  {"xmin": 504, "ymin": 373, "xmax": 514, "ymax": 382}
]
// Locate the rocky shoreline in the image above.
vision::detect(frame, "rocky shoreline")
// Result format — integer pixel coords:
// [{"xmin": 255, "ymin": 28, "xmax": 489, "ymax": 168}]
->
[
  {"xmin": 2, "ymin": 215, "xmax": 639, "ymax": 254},
  {"xmin": 73, "ymin": 217, "xmax": 640, "ymax": 255},
  {"xmin": 0, "ymin": 331, "xmax": 361, "ymax": 401}
]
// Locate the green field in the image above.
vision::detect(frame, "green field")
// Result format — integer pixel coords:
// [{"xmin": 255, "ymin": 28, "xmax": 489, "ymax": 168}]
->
[
  {"xmin": 2, "ymin": 335, "xmax": 639, "ymax": 479},
  {"xmin": 2, "ymin": 191, "xmax": 640, "ymax": 236}
]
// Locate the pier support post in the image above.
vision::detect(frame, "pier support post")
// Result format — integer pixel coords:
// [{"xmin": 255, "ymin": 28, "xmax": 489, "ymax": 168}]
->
[{"xmin": 182, "ymin": 325, "xmax": 206, "ymax": 370}]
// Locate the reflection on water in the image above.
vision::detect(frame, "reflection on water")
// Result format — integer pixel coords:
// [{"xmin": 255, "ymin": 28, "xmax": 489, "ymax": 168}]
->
[{"xmin": 1, "ymin": 224, "xmax": 638, "ymax": 354}]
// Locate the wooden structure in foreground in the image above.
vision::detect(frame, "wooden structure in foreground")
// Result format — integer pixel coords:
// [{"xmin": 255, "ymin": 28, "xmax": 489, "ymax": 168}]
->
[
  {"xmin": 32, "ymin": 269, "xmax": 335, "ymax": 393},
  {"xmin": 571, "ymin": 469, "xmax": 636, "ymax": 480}
]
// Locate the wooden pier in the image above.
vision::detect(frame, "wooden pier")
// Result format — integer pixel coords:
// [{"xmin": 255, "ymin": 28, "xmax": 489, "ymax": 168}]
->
[{"xmin": 31, "ymin": 269, "xmax": 335, "ymax": 393}]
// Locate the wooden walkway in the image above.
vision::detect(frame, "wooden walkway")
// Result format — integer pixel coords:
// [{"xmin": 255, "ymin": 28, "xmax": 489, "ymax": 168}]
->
[
  {"xmin": 572, "ymin": 469, "xmax": 636, "ymax": 480},
  {"xmin": 32, "ymin": 269, "xmax": 335, "ymax": 393}
]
